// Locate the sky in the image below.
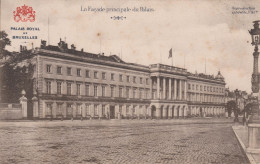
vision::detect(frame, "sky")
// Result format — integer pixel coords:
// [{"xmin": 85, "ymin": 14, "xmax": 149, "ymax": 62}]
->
[{"xmin": 1, "ymin": 0, "xmax": 260, "ymax": 93}]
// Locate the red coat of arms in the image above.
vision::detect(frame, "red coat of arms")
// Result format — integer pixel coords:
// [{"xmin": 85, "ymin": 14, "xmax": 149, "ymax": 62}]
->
[{"xmin": 13, "ymin": 5, "xmax": 36, "ymax": 22}]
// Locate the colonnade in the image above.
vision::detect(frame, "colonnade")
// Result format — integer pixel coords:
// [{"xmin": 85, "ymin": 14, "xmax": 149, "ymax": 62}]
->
[{"xmin": 151, "ymin": 76, "xmax": 187, "ymax": 100}]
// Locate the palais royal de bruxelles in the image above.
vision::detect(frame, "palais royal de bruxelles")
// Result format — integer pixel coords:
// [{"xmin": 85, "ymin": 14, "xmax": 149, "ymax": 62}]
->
[{"xmin": 2, "ymin": 39, "xmax": 226, "ymax": 119}]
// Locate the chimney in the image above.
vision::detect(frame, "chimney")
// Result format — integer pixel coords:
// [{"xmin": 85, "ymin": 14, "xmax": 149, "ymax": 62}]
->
[
  {"xmin": 20, "ymin": 45, "xmax": 23, "ymax": 52},
  {"xmin": 41, "ymin": 40, "xmax": 47, "ymax": 48},
  {"xmin": 81, "ymin": 48, "xmax": 84, "ymax": 52}
]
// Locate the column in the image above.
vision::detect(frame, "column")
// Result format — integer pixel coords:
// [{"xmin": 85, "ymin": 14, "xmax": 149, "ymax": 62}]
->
[
  {"xmin": 184, "ymin": 80, "xmax": 187, "ymax": 100},
  {"xmin": 163, "ymin": 77, "xmax": 166, "ymax": 99},
  {"xmin": 168, "ymin": 107, "xmax": 172, "ymax": 119},
  {"xmin": 169, "ymin": 78, "xmax": 172, "ymax": 100},
  {"xmin": 162, "ymin": 107, "xmax": 167, "ymax": 119},
  {"xmin": 157, "ymin": 76, "xmax": 160, "ymax": 99},
  {"xmin": 184, "ymin": 107, "xmax": 187, "ymax": 118},
  {"xmin": 32, "ymin": 96, "xmax": 38, "ymax": 118},
  {"xmin": 150, "ymin": 78, "xmax": 153, "ymax": 99},
  {"xmin": 179, "ymin": 107, "xmax": 183, "ymax": 118},
  {"xmin": 156, "ymin": 107, "xmax": 161, "ymax": 119},
  {"xmin": 174, "ymin": 79, "xmax": 177, "ymax": 100},
  {"xmin": 179, "ymin": 80, "xmax": 182, "ymax": 100},
  {"xmin": 174, "ymin": 107, "xmax": 178, "ymax": 118}
]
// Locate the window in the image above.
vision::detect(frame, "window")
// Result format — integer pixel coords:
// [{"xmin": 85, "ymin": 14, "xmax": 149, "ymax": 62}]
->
[
  {"xmin": 139, "ymin": 89, "xmax": 143, "ymax": 99},
  {"xmin": 111, "ymin": 73, "xmax": 114, "ymax": 80},
  {"xmin": 126, "ymin": 88, "xmax": 130, "ymax": 98},
  {"xmin": 111, "ymin": 86, "xmax": 114, "ymax": 97},
  {"xmin": 86, "ymin": 70, "xmax": 90, "ymax": 78},
  {"xmin": 76, "ymin": 84, "xmax": 80, "ymax": 96},
  {"xmin": 188, "ymin": 84, "xmax": 191, "ymax": 90},
  {"xmin": 57, "ymin": 104, "xmax": 62, "ymax": 115},
  {"xmin": 132, "ymin": 107, "xmax": 136, "ymax": 114},
  {"xmin": 192, "ymin": 84, "xmax": 194, "ymax": 90},
  {"xmin": 119, "ymin": 74, "xmax": 123, "ymax": 82},
  {"xmin": 67, "ymin": 67, "xmax": 72, "ymax": 75},
  {"xmin": 46, "ymin": 64, "xmax": 51, "ymax": 73},
  {"xmin": 133, "ymin": 76, "xmax": 136, "ymax": 83},
  {"xmin": 94, "ymin": 71, "xmax": 98, "ymax": 79},
  {"xmin": 146, "ymin": 78, "xmax": 149, "ymax": 85},
  {"xmin": 102, "ymin": 105, "xmax": 105, "ymax": 115},
  {"xmin": 145, "ymin": 89, "xmax": 148, "ymax": 99},
  {"xmin": 67, "ymin": 83, "xmax": 71, "ymax": 95},
  {"xmin": 77, "ymin": 69, "xmax": 81, "ymax": 77},
  {"xmin": 127, "ymin": 76, "xmax": 130, "ymax": 82},
  {"xmin": 85, "ymin": 84, "xmax": 90, "ymax": 96},
  {"xmin": 102, "ymin": 86, "xmax": 106, "ymax": 97},
  {"xmin": 46, "ymin": 103, "xmax": 52, "ymax": 116},
  {"xmin": 126, "ymin": 106, "xmax": 129, "ymax": 114},
  {"xmin": 57, "ymin": 82, "xmax": 62, "ymax": 95},
  {"xmin": 119, "ymin": 87, "xmax": 123, "ymax": 98},
  {"xmin": 57, "ymin": 66, "xmax": 62, "ymax": 74},
  {"xmin": 196, "ymin": 85, "xmax": 198, "ymax": 91},
  {"xmin": 140, "ymin": 78, "xmax": 143, "ymax": 84},
  {"xmin": 200, "ymin": 86, "xmax": 202, "ymax": 91},
  {"xmin": 86, "ymin": 104, "xmax": 90, "ymax": 115},
  {"xmin": 133, "ymin": 88, "xmax": 136, "ymax": 99},
  {"xmin": 204, "ymin": 86, "xmax": 206, "ymax": 91},
  {"xmin": 94, "ymin": 85, "xmax": 98, "ymax": 97},
  {"xmin": 102, "ymin": 72, "xmax": 106, "ymax": 80},
  {"xmin": 119, "ymin": 105, "xmax": 122, "ymax": 113},
  {"xmin": 46, "ymin": 81, "xmax": 51, "ymax": 94},
  {"xmin": 94, "ymin": 105, "xmax": 98, "ymax": 115}
]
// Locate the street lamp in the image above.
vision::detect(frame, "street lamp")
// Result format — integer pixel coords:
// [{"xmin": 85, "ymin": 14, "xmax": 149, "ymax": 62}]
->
[
  {"xmin": 234, "ymin": 89, "xmax": 239, "ymax": 122},
  {"xmin": 249, "ymin": 20, "xmax": 260, "ymax": 123}
]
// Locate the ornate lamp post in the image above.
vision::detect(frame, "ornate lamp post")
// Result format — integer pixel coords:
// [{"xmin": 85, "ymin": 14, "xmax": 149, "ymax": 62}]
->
[
  {"xmin": 249, "ymin": 20, "xmax": 260, "ymax": 123},
  {"xmin": 247, "ymin": 21, "xmax": 260, "ymax": 153}
]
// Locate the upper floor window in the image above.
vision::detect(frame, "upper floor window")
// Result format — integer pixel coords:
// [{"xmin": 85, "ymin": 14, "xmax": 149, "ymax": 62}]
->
[
  {"xmin": 111, "ymin": 73, "xmax": 114, "ymax": 81},
  {"xmin": 140, "ymin": 78, "xmax": 143, "ymax": 84},
  {"xmin": 94, "ymin": 71, "xmax": 98, "ymax": 79},
  {"xmin": 57, "ymin": 82, "xmax": 62, "ymax": 95},
  {"xmin": 67, "ymin": 83, "xmax": 71, "ymax": 95},
  {"xmin": 94, "ymin": 85, "xmax": 98, "ymax": 96},
  {"xmin": 127, "ymin": 76, "xmax": 130, "ymax": 82},
  {"xmin": 46, "ymin": 81, "xmax": 51, "ymax": 94},
  {"xmin": 102, "ymin": 86, "xmax": 106, "ymax": 97},
  {"xmin": 126, "ymin": 88, "xmax": 130, "ymax": 98},
  {"xmin": 67, "ymin": 67, "xmax": 72, "ymax": 76},
  {"xmin": 204, "ymin": 86, "xmax": 206, "ymax": 91},
  {"xmin": 85, "ymin": 84, "xmax": 90, "ymax": 96},
  {"xmin": 119, "ymin": 87, "xmax": 123, "ymax": 98},
  {"xmin": 76, "ymin": 84, "xmax": 81, "ymax": 96},
  {"xmin": 77, "ymin": 69, "xmax": 81, "ymax": 77},
  {"xmin": 188, "ymin": 84, "xmax": 191, "ymax": 90},
  {"xmin": 200, "ymin": 86, "xmax": 202, "ymax": 91},
  {"xmin": 146, "ymin": 78, "xmax": 149, "ymax": 85},
  {"xmin": 111, "ymin": 86, "xmax": 114, "ymax": 97},
  {"xmin": 57, "ymin": 66, "xmax": 62, "ymax": 74},
  {"xmin": 133, "ymin": 76, "xmax": 136, "ymax": 83},
  {"xmin": 102, "ymin": 72, "xmax": 106, "ymax": 80},
  {"xmin": 119, "ymin": 74, "xmax": 123, "ymax": 82},
  {"xmin": 86, "ymin": 70, "xmax": 90, "ymax": 78},
  {"xmin": 46, "ymin": 64, "xmax": 51, "ymax": 73}
]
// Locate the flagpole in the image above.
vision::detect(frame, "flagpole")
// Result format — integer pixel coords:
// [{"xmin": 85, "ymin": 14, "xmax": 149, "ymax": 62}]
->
[{"xmin": 171, "ymin": 54, "xmax": 173, "ymax": 67}]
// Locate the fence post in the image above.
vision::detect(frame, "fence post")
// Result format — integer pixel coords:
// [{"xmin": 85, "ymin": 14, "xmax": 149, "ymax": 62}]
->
[
  {"xmin": 32, "ymin": 96, "xmax": 38, "ymax": 118},
  {"xmin": 19, "ymin": 90, "xmax": 27, "ymax": 118}
]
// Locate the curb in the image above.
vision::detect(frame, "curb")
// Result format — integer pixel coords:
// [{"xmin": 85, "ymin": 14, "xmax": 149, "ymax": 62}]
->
[{"xmin": 232, "ymin": 126, "xmax": 257, "ymax": 164}]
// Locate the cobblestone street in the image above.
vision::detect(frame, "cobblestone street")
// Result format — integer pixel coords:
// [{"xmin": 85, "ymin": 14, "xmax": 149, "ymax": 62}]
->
[{"xmin": 0, "ymin": 118, "xmax": 249, "ymax": 164}]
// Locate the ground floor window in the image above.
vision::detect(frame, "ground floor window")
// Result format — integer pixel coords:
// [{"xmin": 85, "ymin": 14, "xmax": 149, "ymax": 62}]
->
[
  {"xmin": 94, "ymin": 105, "xmax": 98, "ymax": 115},
  {"xmin": 86, "ymin": 104, "xmax": 90, "ymax": 115},
  {"xmin": 57, "ymin": 103, "xmax": 62, "ymax": 115},
  {"xmin": 102, "ymin": 105, "xmax": 105, "ymax": 115},
  {"xmin": 46, "ymin": 103, "xmax": 52, "ymax": 116}
]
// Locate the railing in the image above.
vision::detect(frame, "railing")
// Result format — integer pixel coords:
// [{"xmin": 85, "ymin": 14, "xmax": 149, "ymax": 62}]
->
[
  {"xmin": 0, "ymin": 103, "xmax": 21, "ymax": 109},
  {"xmin": 150, "ymin": 63, "xmax": 187, "ymax": 73}
]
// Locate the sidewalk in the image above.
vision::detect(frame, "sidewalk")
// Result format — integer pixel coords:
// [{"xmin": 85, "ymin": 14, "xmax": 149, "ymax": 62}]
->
[{"xmin": 232, "ymin": 125, "xmax": 260, "ymax": 164}]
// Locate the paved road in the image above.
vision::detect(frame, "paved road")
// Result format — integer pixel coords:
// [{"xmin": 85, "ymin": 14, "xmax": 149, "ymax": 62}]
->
[{"xmin": 0, "ymin": 119, "xmax": 249, "ymax": 164}]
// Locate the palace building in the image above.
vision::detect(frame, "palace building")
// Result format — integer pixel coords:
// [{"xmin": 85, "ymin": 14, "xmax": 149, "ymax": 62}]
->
[{"xmin": 21, "ymin": 39, "xmax": 226, "ymax": 119}]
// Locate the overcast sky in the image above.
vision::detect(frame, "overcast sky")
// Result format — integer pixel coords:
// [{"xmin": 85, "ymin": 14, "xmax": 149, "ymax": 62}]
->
[{"xmin": 1, "ymin": 0, "xmax": 260, "ymax": 93}]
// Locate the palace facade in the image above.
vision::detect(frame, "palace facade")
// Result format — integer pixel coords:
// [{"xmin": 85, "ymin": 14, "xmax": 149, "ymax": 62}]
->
[{"xmin": 26, "ymin": 40, "xmax": 226, "ymax": 119}]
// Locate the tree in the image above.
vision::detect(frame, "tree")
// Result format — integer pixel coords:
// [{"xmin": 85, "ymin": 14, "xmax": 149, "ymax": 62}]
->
[{"xmin": 0, "ymin": 31, "xmax": 11, "ymax": 59}]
